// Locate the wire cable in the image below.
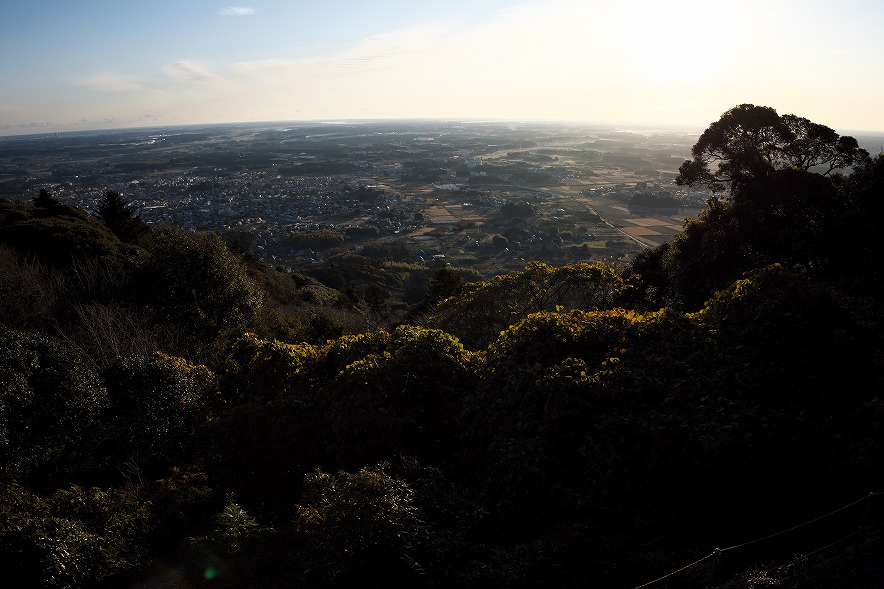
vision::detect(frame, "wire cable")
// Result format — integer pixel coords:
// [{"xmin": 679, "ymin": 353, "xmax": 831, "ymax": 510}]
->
[
  {"xmin": 629, "ymin": 491, "xmax": 881, "ymax": 589},
  {"xmin": 631, "ymin": 551, "xmax": 718, "ymax": 589},
  {"xmin": 720, "ymin": 492, "xmax": 873, "ymax": 553}
]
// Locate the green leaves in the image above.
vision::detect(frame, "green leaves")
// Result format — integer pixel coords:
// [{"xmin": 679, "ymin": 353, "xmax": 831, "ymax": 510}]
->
[
  {"xmin": 0, "ymin": 483, "xmax": 151, "ymax": 589},
  {"xmin": 430, "ymin": 261, "xmax": 631, "ymax": 349},
  {"xmin": 192, "ymin": 498, "xmax": 273, "ymax": 556}
]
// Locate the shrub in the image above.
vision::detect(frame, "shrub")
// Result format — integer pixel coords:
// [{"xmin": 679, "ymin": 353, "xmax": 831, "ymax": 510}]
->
[
  {"xmin": 0, "ymin": 244, "xmax": 58, "ymax": 330},
  {"xmin": 134, "ymin": 227, "xmax": 263, "ymax": 348},
  {"xmin": 0, "ymin": 200, "xmax": 129, "ymax": 268},
  {"xmin": 224, "ymin": 333, "xmax": 322, "ymax": 404},
  {"xmin": 693, "ymin": 263, "xmax": 879, "ymax": 408},
  {"xmin": 320, "ymin": 326, "xmax": 473, "ymax": 464},
  {"xmin": 0, "ymin": 482, "xmax": 151, "ymax": 589},
  {"xmin": 188, "ymin": 497, "xmax": 276, "ymax": 584},
  {"xmin": 430, "ymin": 262, "xmax": 632, "ymax": 349},
  {"xmin": 295, "ymin": 464, "xmax": 428, "ymax": 588},
  {"xmin": 101, "ymin": 353, "xmax": 215, "ymax": 469},
  {"xmin": 0, "ymin": 328, "xmax": 107, "ymax": 481}
]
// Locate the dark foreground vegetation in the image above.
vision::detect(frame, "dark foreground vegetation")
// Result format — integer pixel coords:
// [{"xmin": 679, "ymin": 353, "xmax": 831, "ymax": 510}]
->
[{"xmin": 1, "ymin": 105, "xmax": 883, "ymax": 588}]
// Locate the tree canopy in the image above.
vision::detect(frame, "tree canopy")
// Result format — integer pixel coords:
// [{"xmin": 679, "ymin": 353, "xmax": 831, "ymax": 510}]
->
[
  {"xmin": 135, "ymin": 227, "xmax": 263, "ymax": 347},
  {"xmin": 676, "ymin": 104, "xmax": 868, "ymax": 193},
  {"xmin": 631, "ymin": 105, "xmax": 881, "ymax": 309},
  {"xmin": 429, "ymin": 261, "xmax": 632, "ymax": 348},
  {"xmin": 0, "ymin": 199, "xmax": 130, "ymax": 268}
]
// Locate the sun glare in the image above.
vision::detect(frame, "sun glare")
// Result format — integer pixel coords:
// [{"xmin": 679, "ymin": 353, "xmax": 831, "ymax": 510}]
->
[{"xmin": 613, "ymin": 0, "xmax": 743, "ymax": 85}]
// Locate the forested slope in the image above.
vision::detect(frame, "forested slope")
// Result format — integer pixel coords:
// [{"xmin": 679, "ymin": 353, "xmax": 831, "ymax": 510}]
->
[{"xmin": 1, "ymin": 106, "xmax": 883, "ymax": 588}]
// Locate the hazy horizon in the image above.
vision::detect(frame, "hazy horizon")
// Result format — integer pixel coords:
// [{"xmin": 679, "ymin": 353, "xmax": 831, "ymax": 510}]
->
[
  {"xmin": 3, "ymin": 0, "xmax": 884, "ymax": 137},
  {"xmin": 0, "ymin": 116, "xmax": 710, "ymax": 140}
]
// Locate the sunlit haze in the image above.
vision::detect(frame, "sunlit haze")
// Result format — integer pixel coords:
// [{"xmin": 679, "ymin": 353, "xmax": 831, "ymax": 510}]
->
[{"xmin": 3, "ymin": 0, "xmax": 883, "ymax": 136}]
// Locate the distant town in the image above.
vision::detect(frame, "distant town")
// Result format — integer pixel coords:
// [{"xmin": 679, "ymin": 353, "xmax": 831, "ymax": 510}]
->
[{"xmin": 0, "ymin": 120, "xmax": 714, "ymax": 274}]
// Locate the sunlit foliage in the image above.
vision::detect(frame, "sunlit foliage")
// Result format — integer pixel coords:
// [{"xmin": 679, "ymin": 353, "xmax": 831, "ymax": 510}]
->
[
  {"xmin": 429, "ymin": 261, "xmax": 632, "ymax": 348},
  {"xmin": 223, "ymin": 326, "xmax": 474, "ymax": 467},
  {"xmin": 0, "ymin": 483, "xmax": 151, "ymax": 588}
]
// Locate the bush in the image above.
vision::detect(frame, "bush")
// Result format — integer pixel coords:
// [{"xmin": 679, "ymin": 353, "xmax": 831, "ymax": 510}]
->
[
  {"xmin": 430, "ymin": 262, "xmax": 632, "ymax": 349},
  {"xmin": 224, "ymin": 333, "xmax": 322, "ymax": 404},
  {"xmin": 0, "ymin": 200, "xmax": 130, "ymax": 268},
  {"xmin": 135, "ymin": 227, "xmax": 263, "ymax": 349},
  {"xmin": 0, "ymin": 328, "xmax": 107, "ymax": 481},
  {"xmin": 0, "ymin": 245, "xmax": 58, "ymax": 330},
  {"xmin": 189, "ymin": 498, "xmax": 276, "ymax": 584},
  {"xmin": 101, "ymin": 353, "xmax": 216, "ymax": 469},
  {"xmin": 694, "ymin": 263, "xmax": 878, "ymax": 408},
  {"xmin": 295, "ymin": 464, "xmax": 428, "ymax": 588},
  {"xmin": 220, "ymin": 327, "xmax": 473, "ymax": 488},
  {"xmin": 320, "ymin": 326, "xmax": 473, "ymax": 464},
  {"xmin": 0, "ymin": 483, "xmax": 151, "ymax": 589}
]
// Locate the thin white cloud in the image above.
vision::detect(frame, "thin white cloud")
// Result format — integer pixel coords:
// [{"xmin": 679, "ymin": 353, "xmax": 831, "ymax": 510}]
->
[
  {"xmin": 219, "ymin": 6, "xmax": 255, "ymax": 16},
  {"xmin": 230, "ymin": 22, "xmax": 476, "ymax": 84},
  {"xmin": 75, "ymin": 72, "xmax": 150, "ymax": 93},
  {"xmin": 161, "ymin": 61, "xmax": 224, "ymax": 84},
  {"xmin": 79, "ymin": 117, "xmax": 117, "ymax": 125},
  {"xmin": 0, "ymin": 121, "xmax": 56, "ymax": 132},
  {"xmin": 227, "ymin": 1, "xmax": 600, "ymax": 109},
  {"xmin": 223, "ymin": 0, "xmax": 746, "ymax": 124}
]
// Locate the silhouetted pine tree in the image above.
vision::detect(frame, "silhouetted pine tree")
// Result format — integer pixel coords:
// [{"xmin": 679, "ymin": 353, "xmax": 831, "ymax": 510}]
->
[
  {"xmin": 32, "ymin": 188, "xmax": 59, "ymax": 208},
  {"xmin": 94, "ymin": 190, "xmax": 146, "ymax": 241}
]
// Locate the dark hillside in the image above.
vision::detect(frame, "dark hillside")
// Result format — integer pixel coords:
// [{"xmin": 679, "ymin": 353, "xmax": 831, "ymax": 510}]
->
[{"xmin": 0, "ymin": 106, "xmax": 883, "ymax": 588}]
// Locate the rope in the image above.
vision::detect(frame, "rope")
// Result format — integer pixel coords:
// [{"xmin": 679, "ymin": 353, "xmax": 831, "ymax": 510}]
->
[
  {"xmin": 720, "ymin": 492, "xmax": 873, "ymax": 553},
  {"xmin": 629, "ymin": 491, "xmax": 882, "ymax": 589},
  {"xmin": 800, "ymin": 530, "xmax": 861, "ymax": 560},
  {"xmin": 631, "ymin": 552, "xmax": 718, "ymax": 589}
]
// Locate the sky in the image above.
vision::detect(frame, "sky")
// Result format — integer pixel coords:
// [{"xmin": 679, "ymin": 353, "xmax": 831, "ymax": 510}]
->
[{"xmin": 2, "ymin": 0, "xmax": 883, "ymax": 136}]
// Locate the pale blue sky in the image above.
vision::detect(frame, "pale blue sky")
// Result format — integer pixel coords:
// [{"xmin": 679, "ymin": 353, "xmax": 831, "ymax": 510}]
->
[{"xmin": 2, "ymin": 0, "xmax": 883, "ymax": 135}]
